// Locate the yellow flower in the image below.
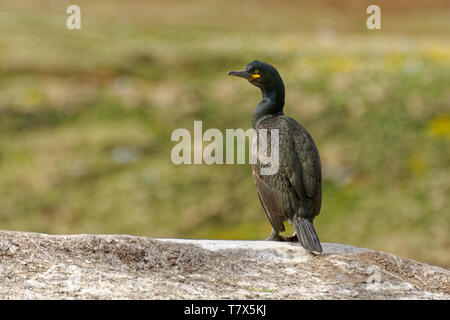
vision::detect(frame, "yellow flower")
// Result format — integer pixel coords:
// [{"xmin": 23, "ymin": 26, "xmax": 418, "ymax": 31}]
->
[{"xmin": 427, "ymin": 115, "xmax": 450, "ymax": 138}]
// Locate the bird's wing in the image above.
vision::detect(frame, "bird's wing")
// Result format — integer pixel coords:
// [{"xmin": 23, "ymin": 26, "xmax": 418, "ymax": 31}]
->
[
  {"xmin": 289, "ymin": 123, "xmax": 322, "ymax": 218},
  {"xmin": 252, "ymin": 119, "xmax": 321, "ymax": 229},
  {"xmin": 253, "ymin": 169, "xmax": 285, "ymax": 233}
]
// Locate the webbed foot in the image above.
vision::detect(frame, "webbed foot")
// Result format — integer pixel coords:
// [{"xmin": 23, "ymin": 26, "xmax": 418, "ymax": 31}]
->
[
  {"xmin": 286, "ymin": 233, "xmax": 298, "ymax": 242},
  {"xmin": 265, "ymin": 229, "xmax": 288, "ymax": 241}
]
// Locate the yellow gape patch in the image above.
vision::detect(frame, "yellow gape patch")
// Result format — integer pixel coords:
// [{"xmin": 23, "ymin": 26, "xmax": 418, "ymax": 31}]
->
[{"xmin": 251, "ymin": 74, "xmax": 261, "ymax": 79}]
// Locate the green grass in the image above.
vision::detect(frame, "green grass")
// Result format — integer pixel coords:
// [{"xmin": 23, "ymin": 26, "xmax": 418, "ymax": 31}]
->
[{"xmin": 0, "ymin": 0, "xmax": 449, "ymax": 267}]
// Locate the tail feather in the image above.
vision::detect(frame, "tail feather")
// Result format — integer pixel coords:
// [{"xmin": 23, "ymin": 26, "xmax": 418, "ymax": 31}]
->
[{"xmin": 293, "ymin": 217, "xmax": 322, "ymax": 253}]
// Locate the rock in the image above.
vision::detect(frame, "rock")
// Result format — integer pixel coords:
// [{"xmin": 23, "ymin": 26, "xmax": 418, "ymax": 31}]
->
[{"xmin": 0, "ymin": 230, "xmax": 448, "ymax": 299}]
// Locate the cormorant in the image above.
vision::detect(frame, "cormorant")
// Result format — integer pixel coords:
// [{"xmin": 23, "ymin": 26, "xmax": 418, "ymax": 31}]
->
[{"xmin": 228, "ymin": 60, "xmax": 323, "ymax": 253}]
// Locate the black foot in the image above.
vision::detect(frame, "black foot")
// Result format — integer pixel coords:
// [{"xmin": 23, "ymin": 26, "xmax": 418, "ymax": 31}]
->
[
  {"xmin": 286, "ymin": 234, "xmax": 298, "ymax": 242},
  {"xmin": 265, "ymin": 229, "xmax": 288, "ymax": 241}
]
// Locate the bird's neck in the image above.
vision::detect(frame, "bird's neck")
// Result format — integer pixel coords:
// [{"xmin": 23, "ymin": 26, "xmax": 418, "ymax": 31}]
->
[{"xmin": 252, "ymin": 86, "xmax": 285, "ymax": 128}]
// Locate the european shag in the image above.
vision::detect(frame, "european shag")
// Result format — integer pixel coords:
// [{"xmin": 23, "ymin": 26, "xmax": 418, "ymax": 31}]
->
[{"xmin": 228, "ymin": 60, "xmax": 323, "ymax": 253}]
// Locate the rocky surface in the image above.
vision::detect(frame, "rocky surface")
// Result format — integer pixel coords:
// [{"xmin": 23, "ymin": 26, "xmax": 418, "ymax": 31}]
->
[{"xmin": 0, "ymin": 230, "xmax": 448, "ymax": 299}]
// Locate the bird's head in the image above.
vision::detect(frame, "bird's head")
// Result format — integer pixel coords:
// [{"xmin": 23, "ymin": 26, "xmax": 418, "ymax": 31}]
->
[{"xmin": 228, "ymin": 60, "xmax": 284, "ymax": 91}]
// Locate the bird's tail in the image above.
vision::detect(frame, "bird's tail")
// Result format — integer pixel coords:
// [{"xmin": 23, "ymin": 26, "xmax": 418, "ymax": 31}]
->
[{"xmin": 292, "ymin": 217, "xmax": 322, "ymax": 254}]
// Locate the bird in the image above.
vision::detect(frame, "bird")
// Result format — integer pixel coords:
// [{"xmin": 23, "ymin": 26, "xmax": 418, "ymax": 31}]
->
[{"xmin": 228, "ymin": 60, "xmax": 323, "ymax": 254}]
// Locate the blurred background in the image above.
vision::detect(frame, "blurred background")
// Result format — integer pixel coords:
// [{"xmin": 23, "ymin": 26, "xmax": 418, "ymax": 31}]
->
[{"xmin": 0, "ymin": 0, "xmax": 448, "ymax": 267}]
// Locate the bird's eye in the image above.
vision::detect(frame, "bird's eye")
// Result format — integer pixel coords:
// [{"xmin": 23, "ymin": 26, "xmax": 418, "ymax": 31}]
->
[{"xmin": 253, "ymin": 68, "xmax": 259, "ymax": 74}]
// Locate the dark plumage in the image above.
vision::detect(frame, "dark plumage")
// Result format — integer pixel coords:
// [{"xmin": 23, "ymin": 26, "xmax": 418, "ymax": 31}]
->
[{"xmin": 228, "ymin": 60, "xmax": 323, "ymax": 253}]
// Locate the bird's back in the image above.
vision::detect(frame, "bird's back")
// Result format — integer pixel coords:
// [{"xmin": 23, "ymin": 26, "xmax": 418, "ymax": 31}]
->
[{"xmin": 252, "ymin": 115, "xmax": 322, "ymax": 221}]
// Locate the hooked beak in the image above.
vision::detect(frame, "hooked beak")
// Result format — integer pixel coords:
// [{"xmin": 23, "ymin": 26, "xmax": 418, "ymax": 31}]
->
[
  {"xmin": 228, "ymin": 69, "xmax": 263, "ymax": 81},
  {"xmin": 228, "ymin": 70, "xmax": 252, "ymax": 79}
]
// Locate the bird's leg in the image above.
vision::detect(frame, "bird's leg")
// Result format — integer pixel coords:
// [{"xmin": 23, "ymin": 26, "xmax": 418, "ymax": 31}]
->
[
  {"xmin": 285, "ymin": 233, "xmax": 298, "ymax": 242},
  {"xmin": 265, "ymin": 229, "xmax": 288, "ymax": 241}
]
